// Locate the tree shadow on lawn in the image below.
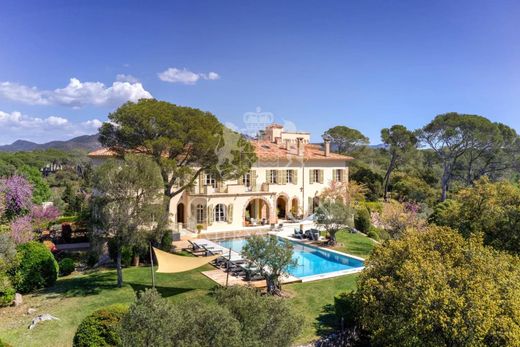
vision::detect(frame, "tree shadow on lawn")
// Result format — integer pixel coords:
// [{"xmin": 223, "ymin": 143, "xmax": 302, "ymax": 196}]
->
[
  {"xmin": 127, "ymin": 282, "xmax": 194, "ymax": 298},
  {"xmin": 314, "ymin": 303, "xmax": 340, "ymax": 337},
  {"xmin": 43, "ymin": 271, "xmax": 118, "ymax": 298}
]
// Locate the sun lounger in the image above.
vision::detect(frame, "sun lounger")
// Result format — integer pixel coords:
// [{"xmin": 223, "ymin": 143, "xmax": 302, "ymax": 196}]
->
[{"xmin": 200, "ymin": 244, "xmax": 223, "ymax": 256}]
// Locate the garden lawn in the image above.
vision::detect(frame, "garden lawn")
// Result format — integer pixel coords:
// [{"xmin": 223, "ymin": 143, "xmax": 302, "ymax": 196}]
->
[
  {"xmin": 332, "ymin": 230, "xmax": 377, "ymax": 258},
  {"xmin": 0, "ymin": 265, "xmax": 216, "ymax": 347},
  {"xmin": 286, "ymin": 274, "xmax": 358, "ymax": 344}
]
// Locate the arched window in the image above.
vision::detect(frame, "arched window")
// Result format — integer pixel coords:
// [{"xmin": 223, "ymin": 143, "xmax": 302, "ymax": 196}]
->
[
  {"xmin": 214, "ymin": 204, "xmax": 226, "ymax": 222},
  {"xmin": 196, "ymin": 204, "xmax": 205, "ymax": 223}
]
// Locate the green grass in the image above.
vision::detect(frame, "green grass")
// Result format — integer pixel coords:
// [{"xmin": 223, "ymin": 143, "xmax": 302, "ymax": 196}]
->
[
  {"xmin": 286, "ymin": 275, "xmax": 359, "ymax": 343},
  {"xmin": 0, "ymin": 237, "xmax": 374, "ymax": 346},
  {"xmin": 0, "ymin": 265, "xmax": 216, "ymax": 347},
  {"xmin": 332, "ymin": 230, "xmax": 377, "ymax": 258}
]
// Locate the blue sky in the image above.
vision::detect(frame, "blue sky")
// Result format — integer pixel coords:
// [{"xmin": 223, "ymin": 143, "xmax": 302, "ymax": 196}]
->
[{"xmin": 0, "ymin": 0, "xmax": 519, "ymax": 144}]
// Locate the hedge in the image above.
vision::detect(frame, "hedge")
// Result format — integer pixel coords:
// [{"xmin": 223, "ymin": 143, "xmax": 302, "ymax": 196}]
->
[
  {"xmin": 11, "ymin": 241, "xmax": 59, "ymax": 293},
  {"xmin": 59, "ymin": 258, "xmax": 75, "ymax": 276},
  {"xmin": 73, "ymin": 304, "xmax": 128, "ymax": 347}
]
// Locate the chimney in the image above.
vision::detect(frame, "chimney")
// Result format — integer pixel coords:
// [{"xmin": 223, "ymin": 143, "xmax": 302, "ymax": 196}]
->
[
  {"xmin": 324, "ymin": 138, "xmax": 331, "ymax": 157},
  {"xmin": 275, "ymin": 137, "xmax": 282, "ymax": 146},
  {"xmin": 297, "ymin": 137, "xmax": 304, "ymax": 156}
]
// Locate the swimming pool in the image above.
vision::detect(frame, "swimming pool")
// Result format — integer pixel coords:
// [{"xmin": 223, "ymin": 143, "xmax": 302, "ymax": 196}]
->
[{"xmin": 216, "ymin": 237, "xmax": 364, "ymax": 279}]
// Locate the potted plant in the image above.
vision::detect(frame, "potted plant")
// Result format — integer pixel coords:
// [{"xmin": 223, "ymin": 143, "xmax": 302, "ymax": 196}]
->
[{"xmin": 196, "ymin": 224, "xmax": 203, "ymax": 236}]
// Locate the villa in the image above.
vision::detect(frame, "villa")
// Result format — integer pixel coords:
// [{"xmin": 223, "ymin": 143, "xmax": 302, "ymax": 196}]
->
[{"xmin": 88, "ymin": 124, "xmax": 353, "ymax": 233}]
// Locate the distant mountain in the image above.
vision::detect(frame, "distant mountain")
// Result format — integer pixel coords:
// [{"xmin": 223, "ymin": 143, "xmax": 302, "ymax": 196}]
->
[
  {"xmin": 0, "ymin": 134, "xmax": 101, "ymax": 152},
  {"xmin": 370, "ymin": 143, "xmax": 387, "ymax": 149}
]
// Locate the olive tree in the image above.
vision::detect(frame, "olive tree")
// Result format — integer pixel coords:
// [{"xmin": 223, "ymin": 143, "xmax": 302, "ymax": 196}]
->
[
  {"xmin": 241, "ymin": 235, "xmax": 296, "ymax": 295},
  {"xmin": 91, "ymin": 155, "xmax": 163, "ymax": 287},
  {"xmin": 120, "ymin": 287, "xmax": 301, "ymax": 347},
  {"xmin": 314, "ymin": 200, "xmax": 353, "ymax": 245}
]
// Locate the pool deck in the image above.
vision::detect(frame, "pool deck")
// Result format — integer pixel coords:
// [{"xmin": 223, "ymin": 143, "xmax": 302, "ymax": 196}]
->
[
  {"xmin": 172, "ymin": 226, "xmax": 365, "ymax": 286},
  {"xmin": 200, "ymin": 269, "xmax": 301, "ymax": 288}
]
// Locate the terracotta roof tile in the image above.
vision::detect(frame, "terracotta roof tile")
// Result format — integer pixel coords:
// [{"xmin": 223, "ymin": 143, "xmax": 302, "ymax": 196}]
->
[
  {"xmin": 87, "ymin": 148, "xmax": 119, "ymax": 158},
  {"xmin": 88, "ymin": 141, "xmax": 353, "ymax": 161},
  {"xmin": 251, "ymin": 141, "xmax": 353, "ymax": 161}
]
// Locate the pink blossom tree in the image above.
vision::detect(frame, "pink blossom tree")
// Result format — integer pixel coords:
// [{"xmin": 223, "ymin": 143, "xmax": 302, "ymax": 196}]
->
[
  {"xmin": 10, "ymin": 215, "xmax": 34, "ymax": 244},
  {"xmin": 31, "ymin": 205, "xmax": 61, "ymax": 232},
  {"xmin": 1, "ymin": 176, "xmax": 33, "ymax": 218}
]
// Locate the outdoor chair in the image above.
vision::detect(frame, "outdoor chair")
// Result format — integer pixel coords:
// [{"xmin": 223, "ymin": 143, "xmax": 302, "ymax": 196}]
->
[{"xmin": 292, "ymin": 228, "xmax": 304, "ymax": 239}]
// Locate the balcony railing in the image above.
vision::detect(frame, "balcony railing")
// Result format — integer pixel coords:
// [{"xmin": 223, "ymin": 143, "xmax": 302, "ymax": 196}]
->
[{"xmin": 190, "ymin": 183, "xmax": 271, "ymax": 195}]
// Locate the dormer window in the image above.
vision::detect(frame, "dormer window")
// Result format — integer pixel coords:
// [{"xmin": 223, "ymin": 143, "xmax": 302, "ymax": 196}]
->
[{"xmin": 205, "ymin": 174, "xmax": 216, "ymax": 188}]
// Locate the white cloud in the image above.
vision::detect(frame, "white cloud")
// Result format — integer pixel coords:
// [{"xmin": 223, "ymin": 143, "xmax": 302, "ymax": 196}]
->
[
  {"xmin": 0, "ymin": 110, "xmax": 103, "ymax": 144},
  {"xmin": 0, "ymin": 82, "xmax": 50, "ymax": 105},
  {"xmin": 116, "ymin": 74, "xmax": 139, "ymax": 83},
  {"xmin": 0, "ymin": 78, "xmax": 153, "ymax": 107},
  {"xmin": 46, "ymin": 116, "xmax": 69, "ymax": 126},
  {"xmin": 206, "ymin": 72, "xmax": 220, "ymax": 80},
  {"xmin": 158, "ymin": 67, "xmax": 220, "ymax": 85},
  {"xmin": 81, "ymin": 118, "xmax": 103, "ymax": 130}
]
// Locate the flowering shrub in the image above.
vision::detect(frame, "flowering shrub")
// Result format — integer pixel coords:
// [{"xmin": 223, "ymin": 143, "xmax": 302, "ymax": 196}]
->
[
  {"xmin": 378, "ymin": 200, "xmax": 426, "ymax": 238},
  {"xmin": 31, "ymin": 205, "xmax": 60, "ymax": 231},
  {"xmin": 10, "ymin": 216, "xmax": 33, "ymax": 245},
  {"xmin": 2, "ymin": 176, "xmax": 32, "ymax": 217}
]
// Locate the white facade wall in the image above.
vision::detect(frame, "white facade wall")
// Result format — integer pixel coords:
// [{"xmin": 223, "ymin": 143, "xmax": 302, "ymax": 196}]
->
[{"xmin": 171, "ymin": 158, "xmax": 349, "ymax": 233}]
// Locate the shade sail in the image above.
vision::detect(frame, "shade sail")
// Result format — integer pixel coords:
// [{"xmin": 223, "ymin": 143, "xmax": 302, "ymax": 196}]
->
[{"xmin": 153, "ymin": 247, "xmax": 218, "ymax": 274}]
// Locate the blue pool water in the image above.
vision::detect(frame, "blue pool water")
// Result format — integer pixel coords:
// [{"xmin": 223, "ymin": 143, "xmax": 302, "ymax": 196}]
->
[{"xmin": 216, "ymin": 237, "xmax": 364, "ymax": 278}]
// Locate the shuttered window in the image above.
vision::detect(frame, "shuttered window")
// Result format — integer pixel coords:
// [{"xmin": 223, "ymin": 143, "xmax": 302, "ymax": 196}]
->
[
  {"xmin": 334, "ymin": 169, "xmax": 344, "ymax": 182},
  {"xmin": 243, "ymin": 172, "xmax": 251, "ymax": 186},
  {"xmin": 286, "ymin": 170, "xmax": 293, "ymax": 184},
  {"xmin": 207, "ymin": 205, "xmax": 214, "ymax": 224},
  {"xmin": 268, "ymin": 170, "xmax": 278, "ymax": 184},
  {"xmin": 215, "ymin": 204, "xmax": 226, "ymax": 222},
  {"xmin": 227, "ymin": 204, "xmax": 233, "ymax": 223},
  {"xmin": 196, "ymin": 204, "xmax": 205, "ymax": 223}
]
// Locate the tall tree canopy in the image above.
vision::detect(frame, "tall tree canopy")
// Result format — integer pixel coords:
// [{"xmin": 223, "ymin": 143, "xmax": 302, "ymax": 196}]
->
[
  {"xmin": 323, "ymin": 126, "xmax": 369, "ymax": 154},
  {"xmin": 99, "ymin": 99, "xmax": 256, "ymax": 223},
  {"xmin": 430, "ymin": 177, "xmax": 520, "ymax": 255},
  {"xmin": 418, "ymin": 112, "xmax": 515, "ymax": 201},
  {"xmin": 91, "ymin": 155, "xmax": 164, "ymax": 287},
  {"xmin": 380, "ymin": 125, "xmax": 417, "ymax": 200},
  {"xmin": 455, "ymin": 122, "xmax": 520, "ymax": 185}
]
